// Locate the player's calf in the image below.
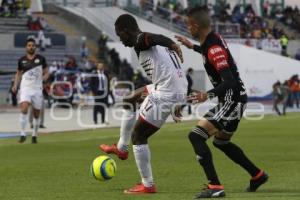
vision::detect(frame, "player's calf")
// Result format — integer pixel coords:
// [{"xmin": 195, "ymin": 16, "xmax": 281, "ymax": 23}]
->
[
  {"xmin": 213, "ymin": 137, "xmax": 268, "ymax": 191},
  {"xmin": 189, "ymin": 126, "xmax": 222, "ymax": 186}
]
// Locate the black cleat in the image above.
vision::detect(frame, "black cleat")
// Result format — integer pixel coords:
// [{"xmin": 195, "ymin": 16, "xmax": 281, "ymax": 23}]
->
[
  {"xmin": 246, "ymin": 171, "xmax": 269, "ymax": 192},
  {"xmin": 18, "ymin": 136, "xmax": 26, "ymax": 143},
  {"xmin": 39, "ymin": 125, "xmax": 46, "ymax": 129},
  {"xmin": 194, "ymin": 184, "xmax": 225, "ymax": 199},
  {"xmin": 31, "ymin": 136, "xmax": 38, "ymax": 144}
]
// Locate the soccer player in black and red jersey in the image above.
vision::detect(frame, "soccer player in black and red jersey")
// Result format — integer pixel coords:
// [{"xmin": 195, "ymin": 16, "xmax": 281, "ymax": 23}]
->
[{"xmin": 175, "ymin": 7, "xmax": 268, "ymax": 198}]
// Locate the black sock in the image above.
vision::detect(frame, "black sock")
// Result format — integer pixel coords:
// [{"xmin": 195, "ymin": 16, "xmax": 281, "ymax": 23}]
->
[
  {"xmin": 189, "ymin": 126, "xmax": 221, "ymax": 185},
  {"xmin": 213, "ymin": 138, "xmax": 260, "ymax": 177}
]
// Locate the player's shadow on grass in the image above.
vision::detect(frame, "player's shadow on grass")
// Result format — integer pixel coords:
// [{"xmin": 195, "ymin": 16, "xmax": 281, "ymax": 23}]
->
[
  {"xmin": 259, "ymin": 189, "xmax": 300, "ymax": 194},
  {"xmin": 226, "ymin": 189, "xmax": 300, "ymax": 198}
]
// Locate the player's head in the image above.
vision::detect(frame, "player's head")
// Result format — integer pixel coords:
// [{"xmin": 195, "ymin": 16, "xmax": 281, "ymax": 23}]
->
[
  {"xmin": 25, "ymin": 38, "xmax": 36, "ymax": 55},
  {"xmin": 115, "ymin": 14, "xmax": 140, "ymax": 47},
  {"xmin": 186, "ymin": 6, "xmax": 211, "ymax": 38}
]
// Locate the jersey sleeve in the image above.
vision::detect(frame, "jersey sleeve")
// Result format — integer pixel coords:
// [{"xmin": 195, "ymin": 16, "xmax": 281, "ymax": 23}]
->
[
  {"xmin": 136, "ymin": 32, "xmax": 174, "ymax": 51},
  {"xmin": 207, "ymin": 45, "xmax": 229, "ymax": 72}
]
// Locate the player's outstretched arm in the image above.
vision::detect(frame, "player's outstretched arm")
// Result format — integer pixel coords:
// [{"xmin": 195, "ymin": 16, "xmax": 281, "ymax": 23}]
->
[
  {"xmin": 175, "ymin": 35, "xmax": 202, "ymax": 54},
  {"xmin": 138, "ymin": 33, "xmax": 183, "ymax": 62},
  {"xmin": 175, "ymin": 35, "xmax": 193, "ymax": 49}
]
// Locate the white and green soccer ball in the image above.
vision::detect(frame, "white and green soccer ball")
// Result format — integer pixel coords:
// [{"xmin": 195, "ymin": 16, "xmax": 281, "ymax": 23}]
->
[{"xmin": 90, "ymin": 155, "xmax": 117, "ymax": 181}]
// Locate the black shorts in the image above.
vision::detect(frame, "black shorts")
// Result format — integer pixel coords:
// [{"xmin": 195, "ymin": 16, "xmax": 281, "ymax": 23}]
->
[{"xmin": 203, "ymin": 101, "xmax": 246, "ymax": 134}]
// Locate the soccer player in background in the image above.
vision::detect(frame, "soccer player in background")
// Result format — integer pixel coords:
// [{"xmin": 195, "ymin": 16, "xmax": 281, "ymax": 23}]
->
[
  {"xmin": 175, "ymin": 7, "xmax": 268, "ymax": 198},
  {"xmin": 100, "ymin": 14, "xmax": 187, "ymax": 194},
  {"xmin": 12, "ymin": 38, "xmax": 49, "ymax": 144}
]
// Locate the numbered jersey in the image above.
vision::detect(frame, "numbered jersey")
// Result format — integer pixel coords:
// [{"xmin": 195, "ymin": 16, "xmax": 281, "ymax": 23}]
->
[
  {"xmin": 18, "ymin": 54, "xmax": 47, "ymax": 91},
  {"xmin": 134, "ymin": 33, "xmax": 188, "ymax": 96},
  {"xmin": 199, "ymin": 31, "xmax": 247, "ymax": 102}
]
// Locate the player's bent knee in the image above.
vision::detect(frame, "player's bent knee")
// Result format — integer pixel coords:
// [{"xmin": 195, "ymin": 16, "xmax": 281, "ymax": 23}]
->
[
  {"xmin": 213, "ymin": 137, "xmax": 230, "ymax": 149},
  {"xmin": 188, "ymin": 127, "xmax": 213, "ymax": 166},
  {"xmin": 188, "ymin": 126, "xmax": 209, "ymax": 142}
]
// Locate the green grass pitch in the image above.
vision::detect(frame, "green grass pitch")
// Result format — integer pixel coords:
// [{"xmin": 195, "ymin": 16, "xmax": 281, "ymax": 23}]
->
[{"xmin": 1, "ymin": 113, "xmax": 300, "ymax": 200}]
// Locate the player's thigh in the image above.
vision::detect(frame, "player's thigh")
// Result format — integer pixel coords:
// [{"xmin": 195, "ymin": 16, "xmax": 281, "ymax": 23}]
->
[
  {"xmin": 31, "ymin": 91, "xmax": 43, "ymax": 111},
  {"xmin": 131, "ymin": 116, "xmax": 160, "ymax": 145},
  {"xmin": 197, "ymin": 119, "xmax": 219, "ymax": 137},
  {"xmin": 139, "ymin": 95, "xmax": 171, "ymax": 129},
  {"xmin": 214, "ymin": 102, "xmax": 246, "ymax": 140},
  {"xmin": 201, "ymin": 101, "xmax": 243, "ymax": 136},
  {"xmin": 19, "ymin": 90, "xmax": 31, "ymax": 113}
]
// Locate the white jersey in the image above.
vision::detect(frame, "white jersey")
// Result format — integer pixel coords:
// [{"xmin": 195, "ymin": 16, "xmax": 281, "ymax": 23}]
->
[
  {"xmin": 135, "ymin": 34, "xmax": 188, "ymax": 98},
  {"xmin": 18, "ymin": 54, "xmax": 47, "ymax": 91}
]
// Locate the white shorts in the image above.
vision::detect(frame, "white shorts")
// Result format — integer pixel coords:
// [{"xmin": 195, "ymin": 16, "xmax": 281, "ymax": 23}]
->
[
  {"xmin": 139, "ymin": 93, "xmax": 185, "ymax": 128},
  {"xmin": 19, "ymin": 89, "xmax": 43, "ymax": 110}
]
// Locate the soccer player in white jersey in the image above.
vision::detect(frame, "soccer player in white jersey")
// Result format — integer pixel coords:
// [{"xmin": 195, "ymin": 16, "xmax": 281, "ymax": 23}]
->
[
  {"xmin": 100, "ymin": 14, "xmax": 188, "ymax": 194},
  {"xmin": 12, "ymin": 38, "xmax": 49, "ymax": 144}
]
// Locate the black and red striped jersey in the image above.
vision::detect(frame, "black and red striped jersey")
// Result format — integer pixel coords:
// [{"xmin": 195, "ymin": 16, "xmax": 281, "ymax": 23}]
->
[{"xmin": 193, "ymin": 31, "xmax": 247, "ymax": 102}]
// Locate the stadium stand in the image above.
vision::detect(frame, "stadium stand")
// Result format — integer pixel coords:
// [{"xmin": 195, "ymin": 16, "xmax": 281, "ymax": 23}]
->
[
  {"xmin": 49, "ymin": 1, "xmax": 300, "ymax": 100},
  {"xmin": 125, "ymin": 0, "xmax": 290, "ymax": 39}
]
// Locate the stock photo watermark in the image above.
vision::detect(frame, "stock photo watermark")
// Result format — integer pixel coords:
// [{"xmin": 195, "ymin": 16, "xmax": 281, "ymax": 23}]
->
[{"xmin": 48, "ymin": 80, "xmax": 266, "ymax": 128}]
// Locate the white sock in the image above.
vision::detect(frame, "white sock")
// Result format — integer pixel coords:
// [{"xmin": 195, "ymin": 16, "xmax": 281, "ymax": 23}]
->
[
  {"xmin": 32, "ymin": 118, "xmax": 39, "ymax": 137},
  {"xmin": 19, "ymin": 113, "xmax": 27, "ymax": 136},
  {"xmin": 117, "ymin": 109, "xmax": 136, "ymax": 152},
  {"xmin": 133, "ymin": 144, "xmax": 154, "ymax": 187}
]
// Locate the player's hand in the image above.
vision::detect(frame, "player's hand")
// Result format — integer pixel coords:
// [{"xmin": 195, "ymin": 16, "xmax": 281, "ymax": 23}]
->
[
  {"xmin": 171, "ymin": 43, "xmax": 184, "ymax": 63},
  {"xmin": 12, "ymin": 85, "xmax": 17, "ymax": 94},
  {"xmin": 175, "ymin": 35, "xmax": 194, "ymax": 49},
  {"xmin": 187, "ymin": 90, "xmax": 208, "ymax": 104},
  {"xmin": 172, "ymin": 105, "xmax": 182, "ymax": 123}
]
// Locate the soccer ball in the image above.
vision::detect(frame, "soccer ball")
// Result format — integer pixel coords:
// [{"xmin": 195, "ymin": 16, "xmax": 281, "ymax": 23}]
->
[{"xmin": 90, "ymin": 155, "xmax": 117, "ymax": 181}]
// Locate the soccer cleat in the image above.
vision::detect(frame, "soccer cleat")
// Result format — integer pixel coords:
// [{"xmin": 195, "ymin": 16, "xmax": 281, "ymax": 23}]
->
[
  {"xmin": 99, "ymin": 144, "xmax": 128, "ymax": 160},
  {"xmin": 18, "ymin": 136, "xmax": 26, "ymax": 143},
  {"xmin": 31, "ymin": 136, "xmax": 38, "ymax": 144},
  {"xmin": 194, "ymin": 184, "xmax": 225, "ymax": 199},
  {"xmin": 39, "ymin": 125, "xmax": 46, "ymax": 129},
  {"xmin": 246, "ymin": 171, "xmax": 269, "ymax": 192},
  {"xmin": 124, "ymin": 183, "xmax": 156, "ymax": 194}
]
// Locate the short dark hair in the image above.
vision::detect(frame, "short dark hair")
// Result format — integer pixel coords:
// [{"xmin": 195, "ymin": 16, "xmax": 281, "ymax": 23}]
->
[
  {"xmin": 26, "ymin": 38, "xmax": 36, "ymax": 45},
  {"xmin": 115, "ymin": 14, "xmax": 139, "ymax": 31},
  {"xmin": 187, "ymin": 6, "xmax": 211, "ymax": 28}
]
